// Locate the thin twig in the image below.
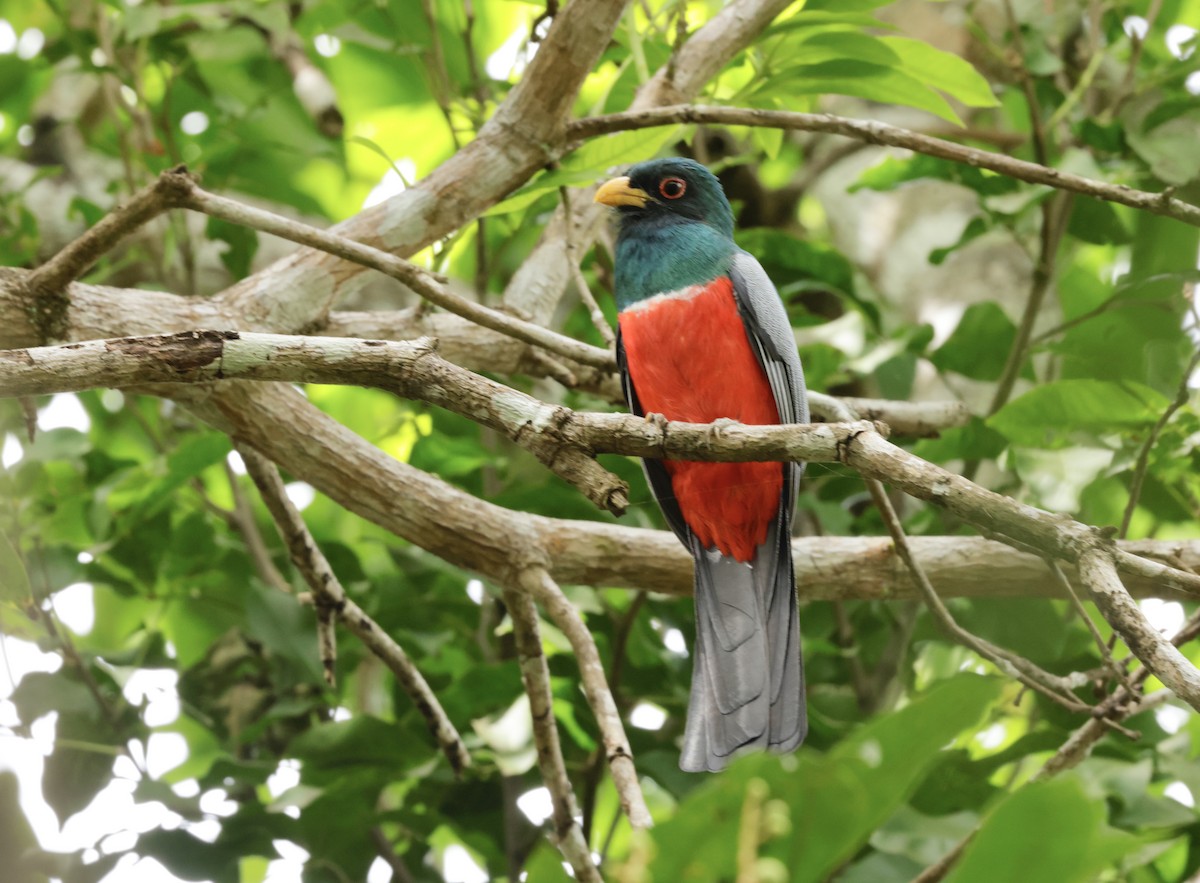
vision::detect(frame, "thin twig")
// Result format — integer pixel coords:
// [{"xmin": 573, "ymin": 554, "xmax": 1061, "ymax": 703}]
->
[
  {"xmin": 238, "ymin": 445, "xmax": 471, "ymax": 773},
  {"xmin": 502, "ymin": 585, "xmax": 602, "ymax": 882},
  {"xmin": 987, "ymin": 191, "xmax": 1073, "ymax": 416},
  {"xmin": 178, "ymin": 180, "xmax": 614, "ymax": 370},
  {"xmin": 559, "ymin": 186, "xmax": 616, "ymax": 346},
  {"xmin": 565, "ymin": 106, "xmax": 1200, "ymax": 227},
  {"xmin": 866, "ymin": 479, "xmax": 1092, "ymax": 711},
  {"xmin": 1044, "ymin": 558, "xmax": 1132, "ymax": 691},
  {"xmin": 224, "ymin": 459, "xmax": 292, "ymax": 593},
  {"xmin": 22, "ymin": 172, "xmax": 193, "ymax": 340},
  {"xmin": 1120, "ymin": 347, "xmax": 1200, "ymax": 537},
  {"xmin": 522, "ymin": 567, "xmax": 653, "ymax": 829}
]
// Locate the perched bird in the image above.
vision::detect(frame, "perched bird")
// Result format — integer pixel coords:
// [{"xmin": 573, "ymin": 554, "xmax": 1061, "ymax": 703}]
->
[{"xmin": 595, "ymin": 158, "xmax": 808, "ymax": 772}]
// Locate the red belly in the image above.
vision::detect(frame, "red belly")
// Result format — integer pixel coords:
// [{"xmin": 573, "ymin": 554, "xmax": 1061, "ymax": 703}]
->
[{"xmin": 619, "ymin": 276, "xmax": 783, "ymax": 563}]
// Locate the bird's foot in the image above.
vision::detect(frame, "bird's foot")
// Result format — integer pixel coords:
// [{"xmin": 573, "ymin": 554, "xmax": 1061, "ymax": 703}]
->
[
  {"xmin": 643, "ymin": 412, "xmax": 670, "ymax": 432},
  {"xmin": 706, "ymin": 417, "xmax": 740, "ymax": 439}
]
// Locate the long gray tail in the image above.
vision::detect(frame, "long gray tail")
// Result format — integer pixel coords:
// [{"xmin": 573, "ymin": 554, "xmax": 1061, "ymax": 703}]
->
[{"xmin": 679, "ymin": 517, "xmax": 806, "ymax": 772}]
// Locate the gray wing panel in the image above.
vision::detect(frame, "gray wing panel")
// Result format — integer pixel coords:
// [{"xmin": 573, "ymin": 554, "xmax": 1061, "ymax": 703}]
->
[{"xmin": 728, "ymin": 250, "xmax": 809, "ymax": 517}]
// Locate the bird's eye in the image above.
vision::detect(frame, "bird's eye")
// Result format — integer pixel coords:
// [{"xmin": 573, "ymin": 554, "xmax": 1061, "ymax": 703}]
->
[{"xmin": 659, "ymin": 177, "xmax": 687, "ymax": 199}]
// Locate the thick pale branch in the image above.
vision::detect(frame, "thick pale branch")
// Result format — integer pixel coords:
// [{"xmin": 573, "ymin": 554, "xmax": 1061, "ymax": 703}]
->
[
  {"xmin": 238, "ymin": 445, "xmax": 471, "ymax": 773},
  {"xmin": 0, "ymin": 330, "xmax": 629, "ymax": 515},
  {"xmin": 522, "ymin": 568, "xmax": 653, "ymax": 830},
  {"xmin": 4, "ymin": 329, "xmax": 1199, "ymax": 602},
  {"xmin": 567, "ymin": 106, "xmax": 1200, "ymax": 228}
]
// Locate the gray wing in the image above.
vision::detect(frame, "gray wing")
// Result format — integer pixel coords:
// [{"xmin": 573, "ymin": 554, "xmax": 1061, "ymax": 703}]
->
[{"xmin": 728, "ymin": 250, "xmax": 808, "ymax": 518}]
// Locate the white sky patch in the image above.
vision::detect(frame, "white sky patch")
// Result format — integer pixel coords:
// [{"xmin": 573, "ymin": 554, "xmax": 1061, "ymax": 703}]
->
[
  {"xmin": 0, "ymin": 20, "xmax": 16, "ymax": 54},
  {"xmin": 630, "ymin": 701, "xmax": 667, "ymax": 731},
  {"xmin": 266, "ymin": 839, "xmax": 311, "ymax": 882},
  {"xmin": 314, "ymin": 34, "xmax": 341, "ymax": 57},
  {"xmin": 52, "ymin": 582, "xmax": 95, "ymax": 635},
  {"xmin": 78, "ymin": 550, "xmax": 94, "ymax": 564},
  {"xmin": 367, "ymin": 856, "xmax": 393, "ymax": 883},
  {"xmin": 1156, "ymin": 704, "xmax": 1189, "ymax": 735},
  {"xmin": 16, "ymin": 26, "xmax": 43, "ymax": 60},
  {"xmin": 443, "ymin": 843, "xmax": 489, "ymax": 883},
  {"xmin": 466, "ymin": 578, "xmax": 485, "ymax": 605},
  {"xmin": 1140, "ymin": 598, "xmax": 1185, "ymax": 636},
  {"xmin": 186, "ymin": 818, "xmax": 221, "ymax": 843},
  {"xmin": 333, "ymin": 706, "xmax": 353, "ymax": 722},
  {"xmin": 922, "ymin": 303, "xmax": 965, "ymax": 348},
  {"xmin": 120, "ymin": 84, "xmax": 138, "ymax": 107},
  {"xmin": 146, "ymin": 732, "xmax": 188, "ymax": 779},
  {"xmin": 362, "ymin": 159, "xmax": 416, "ymax": 209},
  {"xmin": 101, "ymin": 389, "xmax": 125, "ymax": 412},
  {"xmin": 1167, "ymin": 24, "xmax": 1197, "ymax": 59},
  {"xmin": 1166, "ymin": 780, "xmax": 1195, "ymax": 808},
  {"xmin": 199, "ymin": 788, "xmax": 238, "ymax": 817},
  {"xmin": 267, "ymin": 759, "xmax": 301, "ymax": 798},
  {"xmin": 90, "ymin": 47, "xmax": 107, "ymax": 67},
  {"xmin": 974, "ymin": 722, "xmax": 1006, "ymax": 750},
  {"xmin": 172, "ymin": 778, "xmax": 200, "ymax": 798},
  {"xmin": 105, "ymin": 856, "xmax": 190, "ymax": 882},
  {"xmin": 663, "ymin": 627, "xmax": 687, "ymax": 656},
  {"xmin": 3, "ymin": 433, "xmax": 22, "ymax": 468},
  {"xmin": 517, "ymin": 786, "xmax": 554, "ymax": 825},
  {"xmin": 1123, "ymin": 16, "xmax": 1150, "ymax": 41},
  {"xmin": 41, "ymin": 393, "xmax": 91, "ymax": 432},
  {"xmin": 1187, "ymin": 71, "xmax": 1200, "ymax": 95},
  {"xmin": 225, "ymin": 449, "xmax": 246, "ymax": 475},
  {"xmin": 180, "ymin": 110, "xmax": 209, "ymax": 136},
  {"xmin": 485, "ymin": 25, "xmax": 534, "ymax": 81},
  {"xmin": 17, "ymin": 123, "xmax": 33, "ymax": 146},
  {"xmin": 283, "ymin": 481, "xmax": 315, "ymax": 511},
  {"xmin": 123, "ymin": 669, "xmax": 181, "ymax": 727}
]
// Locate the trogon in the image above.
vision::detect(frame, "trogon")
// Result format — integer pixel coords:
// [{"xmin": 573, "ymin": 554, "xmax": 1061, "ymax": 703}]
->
[{"xmin": 595, "ymin": 158, "xmax": 808, "ymax": 772}]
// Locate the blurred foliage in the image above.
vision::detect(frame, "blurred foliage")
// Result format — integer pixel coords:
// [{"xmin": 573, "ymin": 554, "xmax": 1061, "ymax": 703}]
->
[{"xmin": 1, "ymin": 0, "xmax": 1200, "ymax": 882}]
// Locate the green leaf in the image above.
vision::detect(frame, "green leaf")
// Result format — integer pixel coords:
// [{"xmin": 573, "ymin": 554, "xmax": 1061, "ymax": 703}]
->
[
  {"xmin": 880, "ymin": 36, "xmax": 999, "ymax": 108},
  {"xmin": 564, "ymin": 125, "xmax": 680, "ymax": 175},
  {"xmin": 944, "ymin": 776, "xmax": 1140, "ymax": 883},
  {"xmin": 988, "ymin": 380, "xmax": 1173, "ymax": 448},
  {"xmin": 647, "ymin": 675, "xmax": 1001, "ymax": 883},
  {"xmin": 1067, "ymin": 197, "xmax": 1131, "ymax": 245},
  {"xmin": 852, "ymin": 153, "xmax": 1019, "ymax": 196},
  {"xmin": 206, "ymin": 215, "xmax": 259, "ymax": 278},
  {"xmin": 288, "ymin": 715, "xmax": 428, "ymax": 783},
  {"xmin": 760, "ymin": 60, "xmax": 963, "ymax": 124},
  {"xmin": 1127, "ymin": 109, "xmax": 1200, "ymax": 185},
  {"xmin": 931, "ymin": 301, "xmax": 1018, "ymax": 381},
  {"xmin": 772, "ymin": 31, "xmax": 903, "ymax": 69}
]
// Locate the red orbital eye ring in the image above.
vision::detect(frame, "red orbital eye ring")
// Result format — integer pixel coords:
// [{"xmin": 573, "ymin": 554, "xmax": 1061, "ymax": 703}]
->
[{"xmin": 659, "ymin": 177, "xmax": 687, "ymax": 199}]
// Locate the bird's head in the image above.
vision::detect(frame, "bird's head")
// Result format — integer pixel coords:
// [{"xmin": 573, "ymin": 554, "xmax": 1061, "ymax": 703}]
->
[{"xmin": 594, "ymin": 157, "xmax": 734, "ymax": 241}]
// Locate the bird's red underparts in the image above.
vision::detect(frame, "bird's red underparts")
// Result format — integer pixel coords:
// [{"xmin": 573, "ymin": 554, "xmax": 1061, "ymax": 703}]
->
[{"xmin": 619, "ymin": 275, "xmax": 784, "ymax": 563}]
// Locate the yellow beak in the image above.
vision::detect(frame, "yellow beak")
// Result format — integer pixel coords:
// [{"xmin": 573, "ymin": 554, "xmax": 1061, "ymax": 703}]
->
[{"xmin": 594, "ymin": 176, "xmax": 651, "ymax": 208}]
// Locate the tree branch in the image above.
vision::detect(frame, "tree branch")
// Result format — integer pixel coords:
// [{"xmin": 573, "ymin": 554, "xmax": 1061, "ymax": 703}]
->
[
  {"xmin": 522, "ymin": 568, "xmax": 653, "ymax": 830},
  {"xmin": 566, "ymin": 106, "xmax": 1200, "ymax": 227},
  {"xmin": 237, "ymin": 445, "xmax": 471, "ymax": 773},
  {"xmin": 867, "ymin": 479, "xmax": 1091, "ymax": 710},
  {"xmin": 4, "ymin": 330, "xmax": 1200, "ymax": 603},
  {"xmin": 503, "ymin": 585, "xmax": 601, "ymax": 882},
  {"xmin": 1078, "ymin": 547, "xmax": 1200, "ymax": 712}
]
